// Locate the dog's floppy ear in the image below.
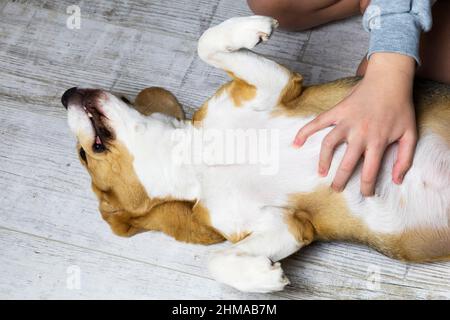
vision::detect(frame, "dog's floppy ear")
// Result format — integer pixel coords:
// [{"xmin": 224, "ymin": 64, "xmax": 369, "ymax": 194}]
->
[
  {"xmin": 133, "ymin": 87, "xmax": 185, "ymax": 120},
  {"xmin": 130, "ymin": 200, "xmax": 225, "ymax": 245}
]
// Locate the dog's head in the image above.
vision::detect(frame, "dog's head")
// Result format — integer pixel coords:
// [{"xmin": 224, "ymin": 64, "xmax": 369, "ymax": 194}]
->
[{"xmin": 62, "ymin": 87, "xmax": 185, "ymax": 236}]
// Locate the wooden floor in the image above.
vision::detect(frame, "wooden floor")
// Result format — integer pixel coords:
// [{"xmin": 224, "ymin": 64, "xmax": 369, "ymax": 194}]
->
[{"xmin": 0, "ymin": 0, "xmax": 449, "ymax": 300}]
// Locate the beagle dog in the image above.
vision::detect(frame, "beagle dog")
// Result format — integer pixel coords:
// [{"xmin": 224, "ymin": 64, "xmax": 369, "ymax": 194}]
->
[{"xmin": 62, "ymin": 16, "xmax": 450, "ymax": 293}]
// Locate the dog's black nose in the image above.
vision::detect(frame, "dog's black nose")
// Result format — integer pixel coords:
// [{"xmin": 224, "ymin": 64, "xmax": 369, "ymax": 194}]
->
[{"xmin": 61, "ymin": 87, "xmax": 78, "ymax": 109}]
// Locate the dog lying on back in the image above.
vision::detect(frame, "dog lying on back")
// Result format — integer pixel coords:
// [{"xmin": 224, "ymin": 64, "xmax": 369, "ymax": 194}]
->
[{"xmin": 62, "ymin": 16, "xmax": 450, "ymax": 293}]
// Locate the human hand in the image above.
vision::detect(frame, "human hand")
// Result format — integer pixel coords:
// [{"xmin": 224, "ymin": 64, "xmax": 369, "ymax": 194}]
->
[{"xmin": 293, "ymin": 52, "xmax": 417, "ymax": 196}]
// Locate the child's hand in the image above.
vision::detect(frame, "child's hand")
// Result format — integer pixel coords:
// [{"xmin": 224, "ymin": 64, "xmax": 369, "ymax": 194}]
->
[{"xmin": 293, "ymin": 52, "xmax": 417, "ymax": 196}]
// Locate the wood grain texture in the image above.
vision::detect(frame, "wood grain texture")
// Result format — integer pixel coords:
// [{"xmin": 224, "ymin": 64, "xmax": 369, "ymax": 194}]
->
[
  {"xmin": 0, "ymin": 2, "xmax": 197, "ymax": 108},
  {"xmin": 0, "ymin": 228, "xmax": 282, "ymax": 299},
  {"xmin": 301, "ymin": 16, "xmax": 369, "ymax": 72},
  {"xmin": 39, "ymin": 0, "xmax": 219, "ymax": 40},
  {"xmin": 0, "ymin": 0, "xmax": 448, "ymax": 299}
]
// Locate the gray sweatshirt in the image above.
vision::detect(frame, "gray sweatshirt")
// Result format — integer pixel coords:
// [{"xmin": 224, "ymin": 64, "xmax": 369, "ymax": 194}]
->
[{"xmin": 362, "ymin": 0, "xmax": 434, "ymax": 64}]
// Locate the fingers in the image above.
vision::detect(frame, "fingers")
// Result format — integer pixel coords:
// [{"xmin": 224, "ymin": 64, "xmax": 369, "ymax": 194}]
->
[
  {"xmin": 360, "ymin": 143, "xmax": 385, "ymax": 196},
  {"xmin": 332, "ymin": 143, "xmax": 364, "ymax": 192},
  {"xmin": 331, "ymin": 132, "xmax": 415, "ymax": 194},
  {"xmin": 293, "ymin": 112, "xmax": 334, "ymax": 148},
  {"xmin": 392, "ymin": 131, "xmax": 417, "ymax": 184},
  {"xmin": 318, "ymin": 127, "xmax": 346, "ymax": 176}
]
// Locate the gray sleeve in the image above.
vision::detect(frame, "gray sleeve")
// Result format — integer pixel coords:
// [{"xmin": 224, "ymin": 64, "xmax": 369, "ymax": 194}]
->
[{"xmin": 362, "ymin": 0, "xmax": 433, "ymax": 65}]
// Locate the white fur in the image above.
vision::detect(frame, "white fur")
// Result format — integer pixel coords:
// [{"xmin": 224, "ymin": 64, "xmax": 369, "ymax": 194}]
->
[
  {"xmin": 67, "ymin": 16, "xmax": 450, "ymax": 292},
  {"xmin": 67, "ymin": 105, "xmax": 95, "ymax": 141},
  {"xmin": 209, "ymin": 253, "xmax": 289, "ymax": 293}
]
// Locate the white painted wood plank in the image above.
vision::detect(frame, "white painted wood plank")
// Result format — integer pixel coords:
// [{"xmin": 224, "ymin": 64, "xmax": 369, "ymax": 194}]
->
[
  {"xmin": 0, "ymin": 228, "xmax": 281, "ymax": 299},
  {"xmin": 0, "ymin": 1, "xmax": 8, "ymax": 13},
  {"xmin": 0, "ymin": 2, "xmax": 197, "ymax": 105},
  {"xmin": 283, "ymin": 243, "xmax": 450, "ymax": 300},
  {"xmin": 36, "ymin": 0, "xmax": 219, "ymax": 40},
  {"xmin": 301, "ymin": 16, "xmax": 369, "ymax": 72}
]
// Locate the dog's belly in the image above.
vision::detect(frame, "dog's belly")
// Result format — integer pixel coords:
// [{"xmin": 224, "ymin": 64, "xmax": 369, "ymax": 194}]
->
[
  {"xmin": 198, "ymin": 103, "xmax": 450, "ymax": 237},
  {"xmin": 343, "ymin": 132, "xmax": 450, "ymax": 233}
]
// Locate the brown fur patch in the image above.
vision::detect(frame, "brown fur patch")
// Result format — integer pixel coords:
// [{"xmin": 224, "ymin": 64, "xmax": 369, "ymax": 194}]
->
[
  {"xmin": 226, "ymin": 71, "xmax": 257, "ymax": 107},
  {"xmin": 225, "ymin": 231, "xmax": 252, "ymax": 243},
  {"xmin": 383, "ymin": 227, "xmax": 450, "ymax": 262},
  {"xmin": 131, "ymin": 200, "xmax": 225, "ymax": 244},
  {"xmin": 79, "ymin": 140, "xmax": 224, "ymax": 244},
  {"xmin": 81, "ymin": 141, "xmax": 165, "ymax": 235},
  {"xmin": 192, "ymin": 101, "xmax": 209, "ymax": 126},
  {"xmin": 272, "ymin": 77, "xmax": 359, "ymax": 118},
  {"xmin": 284, "ymin": 209, "xmax": 314, "ymax": 246},
  {"xmin": 286, "ymin": 187, "xmax": 450, "ymax": 262},
  {"xmin": 192, "ymin": 72, "xmax": 256, "ymax": 124},
  {"xmin": 278, "ymin": 72, "xmax": 303, "ymax": 105},
  {"xmin": 191, "ymin": 71, "xmax": 256, "ymax": 125},
  {"xmin": 134, "ymin": 87, "xmax": 185, "ymax": 120},
  {"xmin": 414, "ymin": 80, "xmax": 450, "ymax": 145},
  {"xmin": 287, "ymin": 187, "xmax": 369, "ymax": 243}
]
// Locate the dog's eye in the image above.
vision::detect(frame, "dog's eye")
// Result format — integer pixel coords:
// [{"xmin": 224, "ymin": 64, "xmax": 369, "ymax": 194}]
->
[
  {"xmin": 79, "ymin": 147, "xmax": 87, "ymax": 162},
  {"xmin": 93, "ymin": 136, "xmax": 106, "ymax": 153},
  {"xmin": 93, "ymin": 143, "xmax": 106, "ymax": 153}
]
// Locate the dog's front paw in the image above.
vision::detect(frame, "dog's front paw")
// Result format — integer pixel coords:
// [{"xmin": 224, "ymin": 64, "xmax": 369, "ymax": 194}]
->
[{"xmin": 209, "ymin": 251, "xmax": 289, "ymax": 293}]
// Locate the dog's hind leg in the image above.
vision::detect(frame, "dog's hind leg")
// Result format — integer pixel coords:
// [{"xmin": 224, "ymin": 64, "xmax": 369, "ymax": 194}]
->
[
  {"xmin": 208, "ymin": 207, "xmax": 314, "ymax": 293},
  {"xmin": 197, "ymin": 16, "xmax": 303, "ymax": 109}
]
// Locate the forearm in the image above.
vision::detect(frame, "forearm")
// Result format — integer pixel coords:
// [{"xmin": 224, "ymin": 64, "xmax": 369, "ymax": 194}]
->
[
  {"xmin": 366, "ymin": 53, "xmax": 416, "ymax": 81},
  {"xmin": 363, "ymin": 0, "xmax": 434, "ymax": 64}
]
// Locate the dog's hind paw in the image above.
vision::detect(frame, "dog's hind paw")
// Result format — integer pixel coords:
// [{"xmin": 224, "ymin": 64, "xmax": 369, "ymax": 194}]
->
[
  {"xmin": 198, "ymin": 16, "xmax": 278, "ymax": 58},
  {"xmin": 222, "ymin": 16, "xmax": 278, "ymax": 52}
]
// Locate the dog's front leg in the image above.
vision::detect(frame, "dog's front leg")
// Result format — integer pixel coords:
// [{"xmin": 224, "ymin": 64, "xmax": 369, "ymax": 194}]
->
[
  {"xmin": 198, "ymin": 16, "xmax": 302, "ymax": 109},
  {"xmin": 208, "ymin": 207, "xmax": 313, "ymax": 293}
]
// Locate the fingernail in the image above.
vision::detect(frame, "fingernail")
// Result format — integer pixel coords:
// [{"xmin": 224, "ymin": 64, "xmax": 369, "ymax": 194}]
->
[
  {"xmin": 293, "ymin": 138, "xmax": 303, "ymax": 148},
  {"xmin": 318, "ymin": 167, "xmax": 326, "ymax": 177},
  {"xmin": 362, "ymin": 190, "xmax": 374, "ymax": 197},
  {"xmin": 397, "ymin": 173, "xmax": 405, "ymax": 184},
  {"xmin": 331, "ymin": 184, "xmax": 342, "ymax": 192}
]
